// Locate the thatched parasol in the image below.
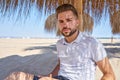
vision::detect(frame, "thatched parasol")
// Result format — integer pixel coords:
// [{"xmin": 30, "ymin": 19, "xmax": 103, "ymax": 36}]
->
[
  {"xmin": 45, "ymin": 14, "xmax": 57, "ymax": 33},
  {"xmin": 45, "ymin": 13, "xmax": 94, "ymax": 36},
  {"xmin": 0, "ymin": 0, "xmax": 120, "ymax": 34},
  {"xmin": 110, "ymin": 10, "xmax": 120, "ymax": 34}
]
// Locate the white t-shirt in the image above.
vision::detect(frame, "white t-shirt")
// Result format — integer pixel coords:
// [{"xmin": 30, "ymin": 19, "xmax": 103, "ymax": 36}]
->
[{"xmin": 56, "ymin": 32, "xmax": 107, "ymax": 80}]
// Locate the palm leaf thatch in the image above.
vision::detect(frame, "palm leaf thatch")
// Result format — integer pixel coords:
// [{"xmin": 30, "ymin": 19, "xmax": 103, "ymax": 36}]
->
[
  {"xmin": 45, "ymin": 13, "xmax": 93, "ymax": 36},
  {"xmin": 110, "ymin": 11, "xmax": 120, "ymax": 34},
  {"xmin": 0, "ymin": 0, "xmax": 120, "ymax": 34},
  {"xmin": 45, "ymin": 13, "xmax": 57, "ymax": 33}
]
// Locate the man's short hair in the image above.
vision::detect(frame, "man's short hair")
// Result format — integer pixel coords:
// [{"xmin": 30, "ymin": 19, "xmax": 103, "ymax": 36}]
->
[{"xmin": 56, "ymin": 4, "xmax": 78, "ymax": 18}]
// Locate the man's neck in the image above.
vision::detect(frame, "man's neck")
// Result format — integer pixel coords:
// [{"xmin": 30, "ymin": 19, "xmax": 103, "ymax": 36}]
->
[{"xmin": 65, "ymin": 30, "xmax": 79, "ymax": 43}]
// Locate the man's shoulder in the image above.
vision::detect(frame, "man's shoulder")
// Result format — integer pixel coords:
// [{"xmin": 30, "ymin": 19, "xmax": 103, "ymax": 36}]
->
[
  {"xmin": 81, "ymin": 33, "xmax": 100, "ymax": 45},
  {"xmin": 82, "ymin": 33, "xmax": 97, "ymax": 41}
]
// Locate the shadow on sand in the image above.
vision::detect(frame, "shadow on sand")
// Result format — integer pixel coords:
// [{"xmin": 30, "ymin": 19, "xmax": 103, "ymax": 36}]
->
[
  {"xmin": 103, "ymin": 42, "xmax": 120, "ymax": 58},
  {"xmin": 103, "ymin": 42, "xmax": 120, "ymax": 46},
  {"xmin": 0, "ymin": 44, "xmax": 58, "ymax": 80}
]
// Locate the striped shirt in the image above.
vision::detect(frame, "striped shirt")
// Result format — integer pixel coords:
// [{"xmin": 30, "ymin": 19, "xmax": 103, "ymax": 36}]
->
[{"xmin": 56, "ymin": 32, "xmax": 107, "ymax": 80}]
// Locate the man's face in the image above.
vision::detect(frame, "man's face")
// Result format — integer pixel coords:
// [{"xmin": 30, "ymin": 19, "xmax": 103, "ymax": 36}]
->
[{"xmin": 57, "ymin": 10, "xmax": 79, "ymax": 37}]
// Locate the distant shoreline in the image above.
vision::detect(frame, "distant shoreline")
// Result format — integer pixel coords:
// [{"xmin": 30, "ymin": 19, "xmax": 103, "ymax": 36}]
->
[
  {"xmin": 0, "ymin": 37, "xmax": 60, "ymax": 39},
  {"xmin": 0, "ymin": 37, "xmax": 120, "ymax": 39}
]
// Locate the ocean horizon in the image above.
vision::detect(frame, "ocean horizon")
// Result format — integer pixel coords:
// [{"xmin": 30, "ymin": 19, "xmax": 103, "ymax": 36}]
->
[{"xmin": 0, "ymin": 36, "xmax": 120, "ymax": 39}]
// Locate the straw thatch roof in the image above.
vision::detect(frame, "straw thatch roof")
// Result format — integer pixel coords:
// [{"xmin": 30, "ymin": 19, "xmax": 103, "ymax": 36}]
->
[
  {"xmin": 0, "ymin": 0, "xmax": 120, "ymax": 34},
  {"xmin": 110, "ymin": 10, "xmax": 120, "ymax": 34}
]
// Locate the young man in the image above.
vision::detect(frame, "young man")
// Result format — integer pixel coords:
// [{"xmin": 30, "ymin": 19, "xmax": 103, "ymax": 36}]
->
[
  {"xmin": 41, "ymin": 4, "xmax": 115, "ymax": 80},
  {"xmin": 5, "ymin": 4, "xmax": 115, "ymax": 80}
]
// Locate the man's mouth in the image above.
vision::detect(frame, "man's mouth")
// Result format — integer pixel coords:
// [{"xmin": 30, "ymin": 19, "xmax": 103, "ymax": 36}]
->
[{"xmin": 62, "ymin": 28, "xmax": 70, "ymax": 32}]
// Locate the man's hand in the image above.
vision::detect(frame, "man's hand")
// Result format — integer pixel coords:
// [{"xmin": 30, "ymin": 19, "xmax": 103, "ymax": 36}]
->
[
  {"xmin": 39, "ymin": 77, "xmax": 58, "ymax": 80},
  {"xmin": 101, "ymin": 73, "xmax": 115, "ymax": 80},
  {"xmin": 39, "ymin": 74, "xmax": 58, "ymax": 80}
]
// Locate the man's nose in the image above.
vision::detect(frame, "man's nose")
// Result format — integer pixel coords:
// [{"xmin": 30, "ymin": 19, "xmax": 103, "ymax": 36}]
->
[{"xmin": 63, "ymin": 22, "xmax": 68, "ymax": 27}]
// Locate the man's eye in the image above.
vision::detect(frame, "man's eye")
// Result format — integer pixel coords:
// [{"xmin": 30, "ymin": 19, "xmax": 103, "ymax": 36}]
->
[
  {"xmin": 59, "ymin": 20, "xmax": 63, "ymax": 23},
  {"xmin": 67, "ymin": 19, "xmax": 72, "ymax": 22}
]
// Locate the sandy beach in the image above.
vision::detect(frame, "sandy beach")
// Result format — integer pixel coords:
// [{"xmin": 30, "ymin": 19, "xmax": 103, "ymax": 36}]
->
[{"xmin": 0, "ymin": 38, "xmax": 120, "ymax": 80}]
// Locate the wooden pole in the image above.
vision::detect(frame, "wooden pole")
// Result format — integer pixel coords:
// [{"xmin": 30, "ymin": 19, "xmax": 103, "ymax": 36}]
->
[{"xmin": 74, "ymin": 0, "xmax": 83, "ymax": 32}]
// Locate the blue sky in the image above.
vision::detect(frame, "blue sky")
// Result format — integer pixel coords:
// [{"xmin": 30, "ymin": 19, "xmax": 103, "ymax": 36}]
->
[
  {"xmin": 0, "ymin": 6, "xmax": 57, "ymax": 38},
  {"xmin": 0, "ymin": 6, "xmax": 119, "ymax": 38}
]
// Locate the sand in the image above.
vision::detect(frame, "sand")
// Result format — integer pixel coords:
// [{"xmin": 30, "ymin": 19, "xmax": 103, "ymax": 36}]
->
[{"xmin": 0, "ymin": 38, "xmax": 120, "ymax": 80}]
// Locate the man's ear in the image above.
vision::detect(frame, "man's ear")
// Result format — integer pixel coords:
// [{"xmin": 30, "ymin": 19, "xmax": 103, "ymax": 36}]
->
[
  {"xmin": 76, "ymin": 19, "xmax": 80, "ymax": 26},
  {"xmin": 76, "ymin": 18, "xmax": 82, "ymax": 31}
]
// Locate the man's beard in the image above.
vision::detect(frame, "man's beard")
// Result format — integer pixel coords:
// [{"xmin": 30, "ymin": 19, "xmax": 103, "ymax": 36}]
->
[{"xmin": 61, "ymin": 28, "xmax": 77, "ymax": 37}]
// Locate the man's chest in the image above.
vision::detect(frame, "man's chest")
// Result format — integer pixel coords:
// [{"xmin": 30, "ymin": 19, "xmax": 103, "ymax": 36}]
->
[{"xmin": 58, "ymin": 43, "xmax": 92, "ymax": 65}]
